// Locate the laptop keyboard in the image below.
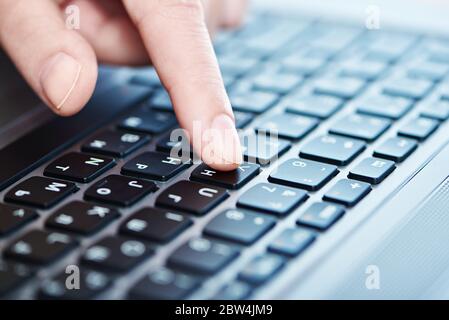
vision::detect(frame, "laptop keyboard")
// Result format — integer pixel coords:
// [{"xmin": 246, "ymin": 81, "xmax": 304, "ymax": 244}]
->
[{"xmin": 1, "ymin": 11, "xmax": 449, "ymax": 299}]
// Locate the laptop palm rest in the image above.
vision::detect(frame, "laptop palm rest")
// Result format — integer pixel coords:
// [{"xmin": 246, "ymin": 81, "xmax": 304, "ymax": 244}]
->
[{"xmin": 287, "ymin": 138, "xmax": 449, "ymax": 299}]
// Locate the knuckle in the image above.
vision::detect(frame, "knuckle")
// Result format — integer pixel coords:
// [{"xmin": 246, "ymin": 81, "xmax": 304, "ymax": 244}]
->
[{"xmin": 157, "ymin": 0, "xmax": 205, "ymax": 22}]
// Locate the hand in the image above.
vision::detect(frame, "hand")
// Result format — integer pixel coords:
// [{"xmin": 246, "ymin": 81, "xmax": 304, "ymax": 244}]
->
[{"xmin": 0, "ymin": 0, "xmax": 248, "ymax": 170}]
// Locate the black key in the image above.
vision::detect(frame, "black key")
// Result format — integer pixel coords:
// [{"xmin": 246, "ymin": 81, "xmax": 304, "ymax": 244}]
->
[
  {"xmin": 156, "ymin": 129, "xmax": 193, "ymax": 155},
  {"xmin": 5, "ymin": 177, "xmax": 77, "ymax": 209},
  {"xmin": 4, "ymin": 230, "xmax": 78, "ymax": 265},
  {"xmin": 323, "ymin": 179, "xmax": 371, "ymax": 207},
  {"xmin": 241, "ymin": 133, "xmax": 291, "ymax": 166},
  {"xmin": 121, "ymin": 152, "xmax": 191, "ymax": 182},
  {"xmin": 168, "ymin": 237, "xmax": 239, "ymax": 274},
  {"xmin": 268, "ymin": 228, "xmax": 316, "ymax": 257},
  {"xmin": 230, "ymin": 91, "xmax": 279, "ymax": 113},
  {"xmin": 46, "ymin": 201, "xmax": 120, "ymax": 235},
  {"xmin": 129, "ymin": 268, "xmax": 199, "ymax": 300},
  {"xmin": 269, "ymin": 158, "xmax": 338, "ymax": 191},
  {"xmin": 340, "ymin": 59, "xmax": 386, "ymax": 80},
  {"xmin": 82, "ymin": 130, "xmax": 149, "ymax": 158},
  {"xmin": 348, "ymin": 157, "xmax": 396, "ymax": 184},
  {"xmin": 85, "ymin": 175, "xmax": 158, "ymax": 207},
  {"xmin": 147, "ymin": 90, "xmax": 172, "ymax": 111},
  {"xmin": 81, "ymin": 236, "xmax": 153, "ymax": 272},
  {"xmin": 238, "ymin": 254, "xmax": 285, "ymax": 286},
  {"xmin": 0, "ymin": 204, "xmax": 38, "ymax": 236},
  {"xmin": 190, "ymin": 162, "xmax": 260, "ymax": 190},
  {"xmin": 44, "ymin": 152, "xmax": 115, "ymax": 183},
  {"xmin": 313, "ymin": 76, "xmax": 365, "ymax": 99},
  {"xmin": 0, "ymin": 261, "xmax": 34, "ymax": 297},
  {"xmin": 357, "ymin": 95, "xmax": 413, "ymax": 120},
  {"xmin": 130, "ymin": 67, "xmax": 161, "ymax": 87},
  {"xmin": 252, "ymin": 72, "xmax": 302, "ymax": 94},
  {"xmin": 421, "ymin": 100, "xmax": 449, "ymax": 121},
  {"xmin": 297, "ymin": 202, "xmax": 345, "ymax": 231},
  {"xmin": 373, "ymin": 137, "xmax": 418, "ymax": 162},
  {"xmin": 120, "ymin": 207, "xmax": 192, "ymax": 243},
  {"xmin": 234, "ymin": 111, "xmax": 254, "ymax": 129},
  {"xmin": 329, "ymin": 114, "xmax": 391, "ymax": 142},
  {"xmin": 0, "ymin": 83, "xmax": 151, "ymax": 193},
  {"xmin": 204, "ymin": 209, "xmax": 275, "ymax": 245},
  {"xmin": 118, "ymin": 109, "xmax": 177, "ymax": 134},
  {"xmin": 213, "ymin": 281, "xmax": 253, "ymax": 300},
  {"xmin": 156, "ymin": 181, "xmax": 228, "ymax": 216},
  {"xmin": 285, "ymin": 95, "xmax": 343, "ymax": 119},
  {"xmin": 255, "ymin": 113, "xmax": 319, "ymax": 140},
  {"xmin": 38, "ymin": 268, "xmax": 112, "ymax": 300},
  {"xmin": 237, "ymin": 183, "xmax": 308, "ymax": 216},
  {"xmin": 398, "ymin": 117, "xmax": 439, "ymax": 141},
  {"xmin": 383, "ymin": 77, "xmax": 433, "ymax": 100},
  {"xmin": 300, "ymin": 135, "xmax": 366, "ymax": 166}
]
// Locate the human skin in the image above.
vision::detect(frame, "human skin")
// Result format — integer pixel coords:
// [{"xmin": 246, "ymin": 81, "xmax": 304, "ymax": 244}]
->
[{"xmin": 0, "ymin": 0, "xmax": 248, "ymax": 170}]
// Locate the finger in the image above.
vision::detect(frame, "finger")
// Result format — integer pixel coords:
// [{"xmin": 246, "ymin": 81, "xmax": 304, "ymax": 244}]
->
[
  {"xmin": 122, "ymin": 0, "xmax": 242, "ymax": 171},
  {"xmin": 222, "ymin": 0, "xmax": 248, "ymax": 28},
  {"xmin": 0, "ymin": 0, "xmax": 97, "ymax": 116},
  {"xmin": 201, "ymin": 0, "xmax": 222, "ymax": 37},
  {"xmin": 68, "ymin": 0, "xmax": 149, "ymax": 65}
]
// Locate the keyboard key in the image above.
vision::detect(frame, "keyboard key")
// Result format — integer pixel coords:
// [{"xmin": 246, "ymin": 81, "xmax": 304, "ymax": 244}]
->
[
  {"xmin": 241, "ymin": 133, "xmax": 291, "ymax": 166},
  {"xmin": 268, "ymin": 158, "xmax": 338, "ymax": 191},
  {"xmin": 0, "ymin": 261, "xmax": 34, "ymax": 297},
  {"xmin": 156, "ymin": 129, "xmax": 192, "ymax": 155},
  {"xmin": 84, "ymin": 175, "xmax": 158, "ymax": 207},
  {"xmin": 148, "ymin": 90, "xmax": 172, "ymax": 111},
  {"xmin": 421, "ymin": 100, "xmax": 449, "ymax": 121},
  {"xmin": 323, "ymin": 179, "xmax": 371, "ymax": 207},
  {"xmin": 4, "ymin": 230, "xmax": 78, "ymax": 265},
  {"xmin": 156, "ymin": 180, "xmax": 228, "ymax": 215},
  {"xmin": 230, "ymin": 91, "xmax": 279, "ymax": 113},
  {"xmin": 373, "ymin": 137, "xmax": 418, "ymax": 162},
  {"xmin": 255, "ymin": 113, "xmax": 319, "ymax": 140},
  {"xmin": 120, "ymin": 207, "xmax": 192, "ymax": 243},
  {"xmin": 300, "ymin": 135, "xmax": 366, "ymax": 165},
  {"xmin": 121, "ymin": 152, "xmax": 191, "ymax": 182},
  {"xmin": 0, "ymin": 204, "xmax": 38, "ymax": 236},
  {"xmin": 407, "ymin": 60, "xmax": 449, "ymax": 81},
  {"xmin": 81, "ymin": 236, "xmax": 153, "ymax": 272},
  {"xmin": 204, "ymin": 209, "xmax": 276, "ymax": 245},
  {"xmin": 383, "ymin": 78, "xmax": 433, "ymax": 100},
  {"xmin": 238, "ymin": 254, "xmax": 285, "ymax": 286},
  {"xmin": 219, "ymin": 56, "xmax": 259, "ymax": 77},
  {"xmin": 348, "ymin": 157, "xmax": 396, "ymax": 184},
  {"xmin": 252, "ymin": 72, "xmax": 302, "ymax": 94},
  {"xmin": 129, "ymin": 268, "xmax": 199, "ymax": 300},
  {"xmin": 234, "ymin": 111, "xmax": 254, "ymax": 129},
  {"xmin": 297, "ymin": 202, "xmax": 345, "ymax": 231},
  {"xmin": 5, "ymin": 177, "xmax": 77, "ymax": 209},
  {"xmin": 268, "ymin": 228, "xmax": 316, "ymax": 257},
  {"xmin": 130, "ymin": 67, "xmax": 161, "ymax": 88},
  {"xmin": 38, "ymin": 268, "xmax": 112, "ymax": 300},
  {"xmin": 329, "ymin": 114, "xmax": 391, "ymax": 142},
  {"xmin": 82, "ymin": 130, "xmax": 149, "ymax": 158},
  {"xmin": 285, "ymin": 95, "xmax": 343, "ymax": 119},
  {"xmin": 44, "ymin": 152, "xmax": 115, "ymax": 183},
  {"xmin": 213, "ymin": 281, "xmax": 253, "ymax": 300},
  {"xmin": 168, "ymin": 237, "xmax": 239, "ymax": 274},
  {"xmin": 398, "ymin": 117, "xmax": 439, "ymax": 141},
  {"xmin": 190, "ymin": 162, "xmax": 260, "ymax": 190},
  {"xmin": 339, "ymin": 59, "xmax": 386, "ymax": 80},
  {"xmin": 46, "ymin": 201, "xmax": 120, "ymax": 235},
  {"xmin": 356, "ymin": 95, "xmax": 413, "ymax": 120},
  {"xmin": 237, "ymin": 183, "xmax": 308, "ymax": 216},
  {"xmin": 119, "ymin": 109, "xmax": 177, "ymax": 134},
  {"xmin": 281, "ymin": 56, "xmax": 325, "ymax": 76},
  {"xmin": 313, "ymin": 76, "xmax": 365, "ymax": 99}
]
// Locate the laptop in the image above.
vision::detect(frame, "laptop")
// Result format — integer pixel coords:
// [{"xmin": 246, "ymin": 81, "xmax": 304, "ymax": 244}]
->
[{"xmin": 1, "ymin": 0, "xmax": 449, "ymax": 300}]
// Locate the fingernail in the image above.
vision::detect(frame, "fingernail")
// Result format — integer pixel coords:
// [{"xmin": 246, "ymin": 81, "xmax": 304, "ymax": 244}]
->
[
  {"xmin": 208, "ymin": 113, "xmax": 243, "ymax": 167},
  {"xmin": 40, "ymin": 52, "xmax": 81, "ymax": 111}
]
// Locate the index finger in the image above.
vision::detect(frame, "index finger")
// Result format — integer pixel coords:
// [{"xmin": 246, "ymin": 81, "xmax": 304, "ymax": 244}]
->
[{"xmin": 122, "ymin": 0, "xmax": 242, "ymax": 171}]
